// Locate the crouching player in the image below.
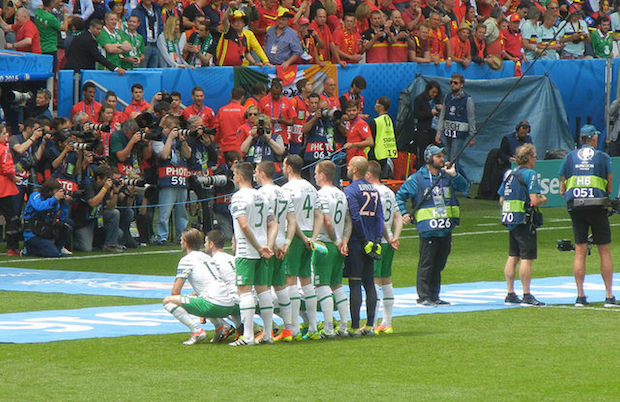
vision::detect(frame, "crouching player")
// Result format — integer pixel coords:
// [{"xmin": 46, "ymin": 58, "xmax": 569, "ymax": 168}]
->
[
  {"xmin": 314, "ymin": 160, "xmax": 352, "ymax": 338},
  {"xmin": 163, "ymin": 228, "xmax": 240, "ymax": 345},
  {"xmin": 366, "ymin": 161, "xmax": 402, "ymax": 334}
]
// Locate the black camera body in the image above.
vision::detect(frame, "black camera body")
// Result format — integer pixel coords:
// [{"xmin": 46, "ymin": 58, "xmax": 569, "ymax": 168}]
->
[{"xmin": 257, "ymin": 115, "xmax": 267, "ymax": 137}]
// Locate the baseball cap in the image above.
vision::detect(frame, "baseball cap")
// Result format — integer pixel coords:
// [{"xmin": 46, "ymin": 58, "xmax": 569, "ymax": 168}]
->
[
  {"xmin": 509, "ymin": 14, "xmax": 521, "ymax": 23},
  {"xmin": 298, "ymin": 16, "xmax": 310, "ymax": 25},
  {"xmin": 424, "ymin": 145, "xmax": 444, "ymax": 162},
  {"xmin": 277, "ymin": 8, "xmax": 294, "ymax": 18},
  {"xmin": 580, "ymin": 124, "xmax": 600, "ymax": 138}
]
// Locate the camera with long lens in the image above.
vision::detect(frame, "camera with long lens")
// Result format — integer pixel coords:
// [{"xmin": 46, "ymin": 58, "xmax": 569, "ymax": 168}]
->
[
  {"xmin": 7, "ymin": 90, "xmax": 32, "ymax": 107},
  {"xmin": 193, "ymin": 175, "xmax": 229, "ymax": 188},
  {"xmin": 139, "ymin": 130, "xmax": 161, "ymax": 141},
  {"xmin": 189, "ymin": 125, "xmax": 216, "ymax": 139},
  {"xmin": 65, "ymin": 189, "xmax": 85, "ymax": 198},
  {"xmin": 321, "ymin": 108, "xmax": 342, "ymax": 122},
  {"xmin": 72, "ymin": 142, "xmax": 96, "ymax": 151},
  {"xmin": 557, "ymin": 236, "xmax": 593, "ymax": 255},
  {"xmin": 113, "ymin": 177, "xmax": 147, "ymax": 187},
  {"xmin": 87, "ymin": 123, "xmax": 110, "ymax": 132}
]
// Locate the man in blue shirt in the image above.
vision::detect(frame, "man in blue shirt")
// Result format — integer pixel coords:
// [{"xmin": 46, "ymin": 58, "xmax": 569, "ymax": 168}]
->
[
  {"xmin": 498, "ymin": 120, "xmax": 534, "ymax": 165},
  {"xmin": 498, "ymin": 143, "xmax": 547, "ymax": 306},
  {"xmin": 559, "ymin": 124, "xmax": 619, "ymax": 308},
  {"xmin": 344, "ymin": 156, "xmax": 383, "ymax": 336},
  {"xmin": 264, "ymin": 9, "xmax": 302, "ymax": 70},
  {"xmin": 396, "ymin": 145, "xmax": 468, "ymax": 306}
]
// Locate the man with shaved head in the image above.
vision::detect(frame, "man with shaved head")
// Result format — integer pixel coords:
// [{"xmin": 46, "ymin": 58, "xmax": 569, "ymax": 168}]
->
[{"xmin": 344, "ymin": 156, "xmax": 384, "ymax": 336}]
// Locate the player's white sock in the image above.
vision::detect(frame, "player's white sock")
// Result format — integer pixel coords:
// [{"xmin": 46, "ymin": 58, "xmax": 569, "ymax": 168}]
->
[
  {"xmin": 239, "ymin": 292, "xmax": 255, "ymax": 341},
  {"xmin": 381, "ymin": 284, "xmax": 394, "ymax": 327},
  {"xmin": 165, "ymin": 303, "xmax": 200, "ymax": 333},
  {"xmin": 333, "ymin": 287, "xmax": 349, "ymax": 330},
  {"xmin": 374, "ymin": 284, "xmax": 382, "ymax": 327},
  {"xmin": 276, "ymin": 289, "xmax": 292, "ymax": 328},
  {"xmin": 302, "ymin": 284, "xmax": 318, "ymax": 333},
  {"xmin": 288, "ymin": 285, "xmax": 301, "ymax": 334},
  {"xmin": 257, "ymin": 290, "xmax": 274, "ymax": 340},
  {"xmin": 316, "ymin": 286, "xmax": 334, "ymax": 333}
]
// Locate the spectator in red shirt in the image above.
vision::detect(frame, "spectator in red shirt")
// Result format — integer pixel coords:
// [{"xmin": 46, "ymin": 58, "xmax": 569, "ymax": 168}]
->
[
  {"xmin": 104, "ymin": 91, "xmax": 126, "ymax": 125},
  {"xmin": 1, "ymin": 8, "xmax": 42, "ymax": 53},
  {"xmin": 253, "ymin": 0, "xmax": 279, "ymax": 45},
  {"xmin": 244, "ymin": 82, "xmax": 268, "ymax": 109},
  {"xmin": 332, "ymin": 12, "xmax": 363, "ymax": 67},
  {"xmin": 71, "ymin": 82, "xmax": 102, "ymax": 122},
  {"xmin": 362, "ymin": 9, "xmax": 393, "ymax": 63},
  {"xmin": 289, "ymin": 78, "xmax": 312, "ymax": 154},
  {"xmin": 215, "ymin": 87, "xmax": 247, "ymax": 153},
  {"xmin": 390, "ymin": 10, "xmax": 411, "ymax": 62},
  {"xmin": 410, "ymin": 23, "xmax": 432, "ymax": 62},
  {"xmin": 343, "ymin": 99, "xmax": 373, "ymax": 163},
  {"xmin": 123, "ymin": 83, "xmax": 151, "ymax": 121},
  {"xmin": 309, "ymin": 7, "xmax": 332, "ymax": 62},
  {"xmin": 297, "ymin": 17, "xmax": 323, "ymax": 65},
  {"xmin": 427, "ymin": 11, "xmax": 451, "ymax": 66},
  {"xmin": 402, "ymin": 0, "xmax": 425, "ymax": 32},
  {"xmin": 449, "ymin": 22, "xmax": 472, "ymax": 67},
  {"xmin": 182, "ymin": 86, "xmax": 215, "ymax": 128},
  {"xmin": 258, "ymin": 78, "xmax": 296, "ymax": 145},
  {"xmin": 502, "ymin": 13, "xmax": 524, "ymax": 61}
]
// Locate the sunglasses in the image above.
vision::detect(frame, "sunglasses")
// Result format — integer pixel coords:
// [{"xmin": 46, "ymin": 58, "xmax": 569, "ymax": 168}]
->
[
  {"xmin": 247, "ymin": 112, "xmax": 258, "ymax": 116},
  {"xmin": 450, "ymin": 80, "xmax": 461, "ymax": 85}
]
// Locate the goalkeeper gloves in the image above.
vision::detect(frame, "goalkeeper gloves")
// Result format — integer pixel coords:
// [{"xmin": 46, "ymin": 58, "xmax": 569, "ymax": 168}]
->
[{"xmin": 363, "ymin": 238, "xmax": 382, "ymax": 260}]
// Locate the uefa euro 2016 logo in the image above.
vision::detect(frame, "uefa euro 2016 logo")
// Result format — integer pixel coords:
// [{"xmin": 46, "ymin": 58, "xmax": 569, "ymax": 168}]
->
[{"xmin": 577, "ymin": 147, "xmax": 595, "ymax": 161}]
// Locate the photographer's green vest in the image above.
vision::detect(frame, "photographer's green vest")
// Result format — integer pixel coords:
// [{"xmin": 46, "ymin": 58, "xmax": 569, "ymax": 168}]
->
[
  {"xmin": 371, "ymin": 114, "xmax": 397, "ymax": 160},
  {"xmin": 561, "ymin": 145, "xmax": 609, "ymax": 205},
  {"xmin": 413, "ymin": 168, "xmax": 461, "ymax": 235},
  {"xmin": 110, "ymin": 132, "xmax": 141, "ymax": 176},
  {"xmin": 156, "ymin": 133, "xmax": 189, "ymax": 188},
  {"xmin": 500, "ymin": 167, "xmax": 541, "ymax": 229}
]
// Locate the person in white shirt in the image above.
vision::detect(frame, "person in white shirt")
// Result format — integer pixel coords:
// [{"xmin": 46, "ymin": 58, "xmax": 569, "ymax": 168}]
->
[
  {"xmin": 366, "ymin": 160, "xmax": 402, "ymax": 334},
  {"xmin": 281, "ymin": 154, "xmax": 324, "ymax": 340},
  {"xmin": 229, "ymin": 162, "xmax": 278, "ymax": 346},
  {"xmin": 162, "ymin": 228, "xmax": 239, "ymax": 345},
  {"xmin": 314, "ymin": 160, "xmax": 352, "ymax": 337},
  {"xmin": 255, "ymin": 161, "xmax": 298, "ymax": 342}
]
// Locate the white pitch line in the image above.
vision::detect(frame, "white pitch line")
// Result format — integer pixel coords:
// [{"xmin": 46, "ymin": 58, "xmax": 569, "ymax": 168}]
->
[{"xmin": 545, "ymin": 305, "xmax": 620, "ymax": 312}]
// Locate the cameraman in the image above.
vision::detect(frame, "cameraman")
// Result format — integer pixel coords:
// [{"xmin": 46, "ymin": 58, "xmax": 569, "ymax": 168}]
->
[
  {"xmin": 240, "ymin": 112, "xmax": 285, "ymax": 166},
  {"xmin": 212, "ymin": 150, "xmax": 241, "ymax": 240},
  {"xmin": 109, "ymin": 119, "xmax": 152, "ymax": 176},
  {"xmin": 559, "ymin": 125, "xmax": 618, "ymax": 307},
  {"xmin": 186, "ymin": 115, "xmax": 218, "ymax": 234},
  {"xmin": 22, "ymin": 178, "xmax": 72, "ymax": 258},
  {"xmin": 301, "ymin": 93, "xmax": 346, "ymax": 185},
  {"xmin": 45, "ymin": 117, "xmax": 82, "ymax": 193},
  {"xmin": 152, "ymin": 115, "xmax": 191, "ymax": 245},
  {"xmin": 72, "ymin": 165, "xmax": 125, "ymax": 253}
]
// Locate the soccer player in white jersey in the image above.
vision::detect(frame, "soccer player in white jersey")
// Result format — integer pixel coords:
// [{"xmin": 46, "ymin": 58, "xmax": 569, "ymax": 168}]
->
[
  {"xmin": 163, "ymin": 228, "xmax": 239, "ymax": 345},
  {"xmin": 281, "ymin": 154, "xmax": 324, "ymax": 340},
  {"xmin": 366, "ymin": 160, "xmax": 402, "ymax": 334},
  {"xmin": 255, "ymin": 161, "xmax": 298, "ymax": 342},
  {"xmin": 204, "ymin": 229, "xmax": 241, "ymax": 342},
  {"xmin": 229, "ymin": 162, "xmax": 278, "ymax": 346},
  {"xmin": 314, "ymin": 160, "xmax": 353, "ymax": 337}
]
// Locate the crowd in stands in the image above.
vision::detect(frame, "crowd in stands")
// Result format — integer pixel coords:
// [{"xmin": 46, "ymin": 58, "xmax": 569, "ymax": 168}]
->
[{"xmin": 1, "ymin": 0, "xmax": 619, "ymax": 71}]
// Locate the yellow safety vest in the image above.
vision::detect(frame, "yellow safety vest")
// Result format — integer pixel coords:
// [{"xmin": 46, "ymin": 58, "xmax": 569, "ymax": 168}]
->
[{"xmin": 371, "ymin": 114, "xmax": 398, "ymax": 160}]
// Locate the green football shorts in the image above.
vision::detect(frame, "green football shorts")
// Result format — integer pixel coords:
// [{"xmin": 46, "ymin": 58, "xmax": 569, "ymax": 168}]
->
[
  {"xmin": 373, "ymin": 243, "xmax": 395, "ymax": 278},
  {"xmin": 180, "ymin": 295, "xmax": 238, "ymax": 318},
  {"xmin": 235, "ymin": 257, "xmax": 270, "ymax": 286},
  {"xmin": 312, "ymin": 241, "xmax": 344, "ymax": 286},
  {"xmin": 284, "ymin": 230, "xmax": 313, "ymax": 278},
  {"xmin": 268, "ymin": 256, "xmax": 287, "ymax": 287}
]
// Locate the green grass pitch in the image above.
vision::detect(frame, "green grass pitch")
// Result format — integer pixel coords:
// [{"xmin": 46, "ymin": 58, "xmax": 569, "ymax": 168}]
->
[{"xmin": 1, "ymin": 197, "xmax": 619, "ymax": 400}]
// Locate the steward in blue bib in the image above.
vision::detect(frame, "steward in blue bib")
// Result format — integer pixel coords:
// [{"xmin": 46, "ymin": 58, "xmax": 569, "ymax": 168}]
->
[
  {"xmin": 152, "ymin": 127, "xmax": 191, "ymax": 189},
  {"xmin": 498, "ymin": 166, "xmax": 542, "ymax": 230},
  {"xmin": 559, "ymin": 144, "xmax": 611, "ymax": 203}
]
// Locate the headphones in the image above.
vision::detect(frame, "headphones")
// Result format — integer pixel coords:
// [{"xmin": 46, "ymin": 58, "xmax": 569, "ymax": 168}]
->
[{"xmin": 424, "ymin": 144, "xmax": 436, "ymax": 164}]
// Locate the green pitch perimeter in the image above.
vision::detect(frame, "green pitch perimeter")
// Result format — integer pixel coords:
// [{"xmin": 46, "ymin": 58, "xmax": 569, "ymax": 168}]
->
[{"xmin": 1, "ymin": 198, "xmax": 619, "ymax": 400}]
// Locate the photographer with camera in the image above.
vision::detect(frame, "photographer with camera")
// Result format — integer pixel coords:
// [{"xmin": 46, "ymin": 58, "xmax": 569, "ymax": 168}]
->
[
  {"xmin": 240, "ymin": 111, "xmax": 285, "ymax": 167},
  {"xmin": 152, "ymin": 115, "xmax": 191, "ymax": 245},
  {"xmin": 559, "ymin": 124, "xmax": 619, "ymax": 307},
  {"xmin": 0, "ymin": 124, "xmax": 21, "ymax": 256},
  {"xmin": 186, "ymin": 115, "xmax": 218, "ymax": 234},
  {"xmin": 110, "ymin": 119, "xmax": 151, "ymax": 176},
  {"xmin": 44, "ymin": 117, "xmax": 83, "ymax": 193},
  {"xmin": 212, "ymin": 150, "xmax": 242, "ymax": 240},
  {"xmin": 498, "ymin": 144, "xmax": 547, "ymax": 307},
  {"xmin": 73, "ymin": 164, "xmax": 125, "ymax": 253},
  {"xmin": 301, "ymin": 93, "xmax": 346, "ymax": 186},
  {"xmin": 10, "ymin": 119, "xmax": 47, "ymax": 204},
  {"xmin": 22, "ymin": 178, "xmax": 72, "ymax": 258}
]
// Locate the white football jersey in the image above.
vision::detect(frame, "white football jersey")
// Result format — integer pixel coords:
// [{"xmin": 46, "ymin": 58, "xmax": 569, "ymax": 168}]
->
[
  {"xmin": 209, "ymin": 251, "xmax": 239, "ymax": 304},
  {"xmin": 259, "ymin": 183, "xmax": 294, "ymax": 248},
  {"xmin": 317, "ymin": 185, "xmax": 348, "ymax": 243},
  {"xmin": 176, "ymin": 251, "xmax": 235, "ymax": 306},
  {"xmin": 282, "ymin": 178, "xmax": 320, "ymax": 232},
  {"xmin": 231, "ymin": 187, "xmax": 272, "ymax": 259},
  {"xmin": 374, "ymin": 183, "xmax": 397, "ymax": 241}
]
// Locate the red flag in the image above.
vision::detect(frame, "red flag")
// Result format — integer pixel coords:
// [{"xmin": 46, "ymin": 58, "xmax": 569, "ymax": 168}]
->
[
  {"xmin": 514, "ymin": 60, "xmax": 523, "ymax": 77},
  {"xmin": 276, "ymin": 65, "xmax": 298, "ymax": 86}
]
